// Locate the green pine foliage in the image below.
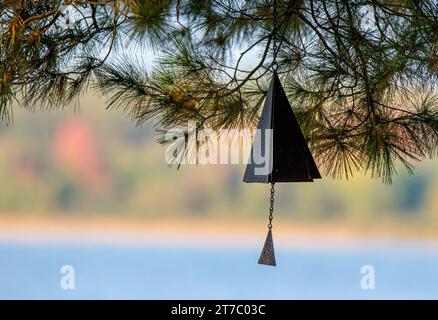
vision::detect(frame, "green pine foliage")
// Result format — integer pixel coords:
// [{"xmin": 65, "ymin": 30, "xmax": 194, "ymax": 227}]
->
[{"xmin": 1, "ymin": 0, "xmax": 438, "ymax": 183}]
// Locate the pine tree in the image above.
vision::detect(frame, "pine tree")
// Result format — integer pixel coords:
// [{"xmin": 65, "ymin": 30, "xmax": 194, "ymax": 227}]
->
[{"xmin": 1, "ymin": 0, "xmax": 437, "ymax": 183}]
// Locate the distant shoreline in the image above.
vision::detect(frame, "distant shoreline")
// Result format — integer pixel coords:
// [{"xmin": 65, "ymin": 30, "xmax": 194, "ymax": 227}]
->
[{"xmin": 0, "ymin": 214, "xmax": 437, "ymax": 249}]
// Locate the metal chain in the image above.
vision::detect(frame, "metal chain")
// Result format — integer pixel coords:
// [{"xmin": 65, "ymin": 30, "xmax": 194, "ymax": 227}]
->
[
  {"xmin": 268, "ymin": 182, "xmax": 275, "ymax": 230},
  {"xmin": 267, "ymin": 0, "xmax": 278, "ymax": 231},
  {"xmin": 272, "ymin": 0, "xmax": 279, "ymax": 71}
]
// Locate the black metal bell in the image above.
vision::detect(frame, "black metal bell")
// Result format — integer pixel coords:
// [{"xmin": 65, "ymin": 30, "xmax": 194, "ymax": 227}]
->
[
  {"xmin": 244, "ymin": 72, "xmax": 321, "ymax": 267},
  {"xmin": 243, "ymin": 72, "xmax": 321, "ymax": 183}
]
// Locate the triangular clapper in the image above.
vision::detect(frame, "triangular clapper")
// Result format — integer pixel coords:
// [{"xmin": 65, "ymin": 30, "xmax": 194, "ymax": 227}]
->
[
  {"xmin": 258, "ymin": 229, "xmax": 276, "ymax": 266},
  {"xmin": 243, "ymin": 72, "xmax": 321, "ymax": 183}
]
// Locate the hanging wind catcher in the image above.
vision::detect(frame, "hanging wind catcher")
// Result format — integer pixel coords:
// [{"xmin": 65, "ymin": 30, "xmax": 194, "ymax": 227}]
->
[{"xmin": 243, "ymin": 71, "xmax": 322, "ymax": 267}]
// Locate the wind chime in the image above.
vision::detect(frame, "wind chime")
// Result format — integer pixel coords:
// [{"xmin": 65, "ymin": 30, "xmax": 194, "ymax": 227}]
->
[{"xmin": 243, "ymin": 1, "xmax": 321, "ymax": 267}]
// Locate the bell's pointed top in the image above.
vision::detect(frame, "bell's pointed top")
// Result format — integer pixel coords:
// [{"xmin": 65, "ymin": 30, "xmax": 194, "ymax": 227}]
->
[{"xmin": 243, "ymin": 73, "xmax": 321, "ymax": 183}]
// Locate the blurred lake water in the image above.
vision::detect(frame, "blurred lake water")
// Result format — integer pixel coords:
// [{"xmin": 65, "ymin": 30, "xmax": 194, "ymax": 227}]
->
[{"xmin": 1, "ymin": 241, "xmax": 438, "ymax": 299}]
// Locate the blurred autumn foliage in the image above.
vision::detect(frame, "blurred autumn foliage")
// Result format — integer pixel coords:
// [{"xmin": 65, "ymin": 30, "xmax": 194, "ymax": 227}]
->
[{"xmin": 0, "ymin": 95, "xmax": 437, "ymax": 231}]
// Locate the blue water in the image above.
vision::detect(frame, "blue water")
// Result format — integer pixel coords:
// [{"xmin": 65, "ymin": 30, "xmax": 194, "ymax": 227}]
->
[{"xmin": 1, "ymin": 242, "xmax": 438, "ymax": 299}]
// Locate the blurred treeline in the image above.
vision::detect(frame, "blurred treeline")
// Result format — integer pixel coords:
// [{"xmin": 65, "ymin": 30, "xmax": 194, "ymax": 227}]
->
[{"xmin": 0, "ymin": 95, "xmax": 437, "ymax": 227}]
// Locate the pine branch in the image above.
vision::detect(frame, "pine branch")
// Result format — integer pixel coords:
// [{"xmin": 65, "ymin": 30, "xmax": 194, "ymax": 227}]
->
[{"xmin": 0, "ymin": 0, "xmax": 437, "ymax": 183}]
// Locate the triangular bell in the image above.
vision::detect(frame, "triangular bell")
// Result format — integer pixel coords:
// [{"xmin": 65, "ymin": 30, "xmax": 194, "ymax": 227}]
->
[{"xmin": 243, "ymin": 72, "xmax": 321, "ymax": 183}]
